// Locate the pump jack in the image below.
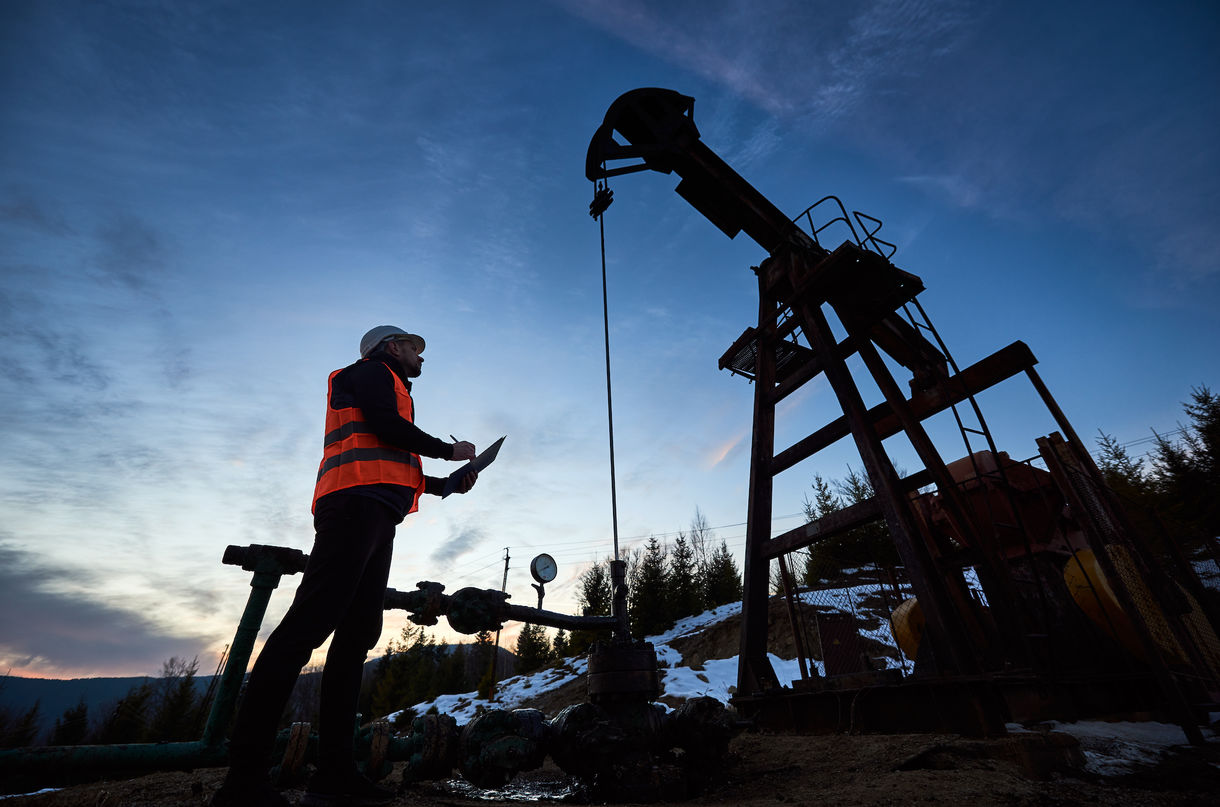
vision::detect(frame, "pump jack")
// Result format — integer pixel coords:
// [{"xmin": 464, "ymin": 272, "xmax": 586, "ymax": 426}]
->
[{"xmin": 587, "ymin": 88, "xmax": 1219, "ymax": 740}]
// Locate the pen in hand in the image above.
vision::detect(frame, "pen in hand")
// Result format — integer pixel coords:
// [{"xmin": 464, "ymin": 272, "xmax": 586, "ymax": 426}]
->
[{"xmin": 449, "ymin": 435, "xmax": 476, "ymax": 463}]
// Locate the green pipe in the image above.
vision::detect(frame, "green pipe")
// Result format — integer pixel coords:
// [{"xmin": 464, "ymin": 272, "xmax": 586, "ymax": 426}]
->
[
  {"xmin": 201, "ymin": 570, "xmax": 286, "ymax": 747},
  {"xmin": 0, "ymin": 741, "xmax": 226, "ymax": 791},
  {"xmin": 0, "ymin": 544, "xmax": 306, "ymax": 794}
]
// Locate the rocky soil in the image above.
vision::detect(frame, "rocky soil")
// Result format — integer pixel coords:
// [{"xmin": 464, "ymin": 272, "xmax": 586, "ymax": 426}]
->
[{"xmin": 6, "ymin": 728, "xmax": 1219, "ymax": 807}]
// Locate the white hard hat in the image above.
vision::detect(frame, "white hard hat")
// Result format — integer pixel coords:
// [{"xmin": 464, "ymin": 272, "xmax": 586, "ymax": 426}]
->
[{"xmin": 359, "ymin": 325, "xmax": 425, "ymax": 358}]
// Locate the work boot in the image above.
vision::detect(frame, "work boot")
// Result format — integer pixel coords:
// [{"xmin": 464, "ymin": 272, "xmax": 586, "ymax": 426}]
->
[
  {"xmin": 300, "ymin": 764, "xmax": 394, "ymax": 806},
  {"xmin": 210, "ymin": 769, "xmax": 291, "ymax": 807}
]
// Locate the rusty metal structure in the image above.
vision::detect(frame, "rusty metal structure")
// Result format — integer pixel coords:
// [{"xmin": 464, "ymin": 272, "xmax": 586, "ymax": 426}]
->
[{"xmin": 586, "ymin": 87, "xmax": 1220, "ymax": 742}]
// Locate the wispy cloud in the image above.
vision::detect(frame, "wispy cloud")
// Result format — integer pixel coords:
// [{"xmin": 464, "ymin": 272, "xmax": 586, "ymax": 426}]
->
[
  {"xmin": 431, "ymin": 523, "xmax": 489, "ymax": 567},
  {"xmin": 557, "ymin": 0, "xmax": 979, "ymax": 120},
  {"xmin": 560, "ymin": 0, "xmax": 1217, "ymax": 296},
  {"xmin": 896, "ymin": 174, "xmax": 982, "ymax": 209},
  {"xmin": 0, "ymin": 539, "xmax": 213, "ymax": 677},
  {"xmin": 557, "ymin": 0, "xmax": 812, "ymax": 115},
  {"xmin": 704, "ymin": 431, "xmax": 746, "ymax": 469},
  {"xmin": 0, "ymin": 191, "xmax": 73, "ymax": 235},
  {"xmin": 93, "ymin": 215, "xmax": 168, "ymax": 293}
]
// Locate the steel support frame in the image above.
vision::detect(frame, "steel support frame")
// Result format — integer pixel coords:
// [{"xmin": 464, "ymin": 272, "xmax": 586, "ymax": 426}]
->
[
  {"xmin": 790, "ymin": 293, "xmax": 978, "ymax": 677},
  {"xmin": 849, "ymin": 336, "xmax": 1032, "ymax": 670},
  {"xmin": 736, "ymin": 241, "xmax": 990, "ymax": 692},
  {"xmin": 736, "ymin": 273, "xmax": 781, "ymax": 693}
]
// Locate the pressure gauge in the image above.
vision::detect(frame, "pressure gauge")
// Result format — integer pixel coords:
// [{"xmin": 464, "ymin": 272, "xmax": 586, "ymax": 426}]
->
[{"xmin": 530, "ymin": 553, "xmax": 557, "ymax": 584}]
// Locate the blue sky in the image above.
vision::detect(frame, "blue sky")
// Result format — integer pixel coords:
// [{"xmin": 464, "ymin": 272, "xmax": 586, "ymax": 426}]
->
[{"xmin": 1, "ymin": 0, "xmax": 1216, "ymax": 678}]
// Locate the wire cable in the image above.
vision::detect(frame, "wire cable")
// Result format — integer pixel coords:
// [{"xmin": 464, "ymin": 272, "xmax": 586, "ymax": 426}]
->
[{"xmin": 593, "ymin": 178, "xmax": 621, "ymax": 561}]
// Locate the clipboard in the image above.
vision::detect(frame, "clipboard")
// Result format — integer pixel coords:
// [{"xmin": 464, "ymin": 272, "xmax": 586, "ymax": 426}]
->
[{"xmin": 441, "ymin": 435, "xmax": 506, "ymax": 498}]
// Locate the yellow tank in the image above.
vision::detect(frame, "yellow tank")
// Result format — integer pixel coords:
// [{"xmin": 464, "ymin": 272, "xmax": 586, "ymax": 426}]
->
[
  {"xmin": 1062, "ymin": 545, "xmax": 1220, "ymax": 669},
  {"xmin": 891, "ymin": 549, "xmax": 1220, "ymax": 679},
  {"xmin": 890, "ymin": 597, "xmax": 924, "ymax": 660}
]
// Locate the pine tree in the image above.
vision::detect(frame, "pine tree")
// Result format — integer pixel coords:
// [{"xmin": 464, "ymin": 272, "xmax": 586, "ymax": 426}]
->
[
  {"xmin": 513, "ymin": 625, "xmax": 534, "ymax": 672},
  {"xmin": 580, "ymin": 560, "xmax": 612, "ymax": 615},
  {"xmin": 404, "ymin": 628, "xmax": 440, "ymax": 706},
  {"xmin": 148, "ymin": 656, "xmax": 201, "ymax": 742},
  {"xmin": 667, "ymin": 532, "xmax": 702, "ymax": 621},
  {"xmin": 803, "ymin": 473, "xmax": 840, "ymax": 521},
  {"xmin": 514, "ymin": 624, "xmax": 551, "ymax": 673},
  {"xmin": 94, "ymin": 682, "xmax": 153, "ymax": 744},
  {"xmin": 801, "ymin": 466, "xmax": 899, "ymax": 579},
  {"xmin": 437, "ymin": 643, "xmax": 469, "ymax": 695},
  {"xmin": 471, "ymin": 630, "xmax": 496, "ymax": 692},
  {"xmin": 0, "ymin": 701, "xmax": 42, "ymax": 748},
  {"xmin": 369, "ymin": 623, "xmax": 445, "ymax": 720},
  {"xmin": 629, "ymin": 537, "xmax": 672, "ymax": 638},
  {"xmin": 369, "ymin": 645, "xmax": 401, "ymax": 720},
  {"xmin": 1094, "ymin": 385, "xmax": 1219, "ymax": 557},
  {"xmin": 701, "ymin": 538, "xmax": 742, "ymax": 608},
  {"xmin": 51, "ymin": 699, "xmax": 88, "ymax": 746},
  {"xmin": 552, "ymin": 628, "xmax": 570, "ymax": 658},
  {"xmin": 1096, "ymin": 430, "xmax": 1163, "ymax": 544},
  {"xmin": 802, "ymin": 473, "xmax": 842, "ymax": 584},
  {"xmin": 1151, "ymin": 385, "xmax": 1220, "ymax": 545},
  {"xmin": 569, "ymin": 560, "xmax": 612, "ymax": 654},
  {"xmin": 1097, "ymin": 431, "xmax": 1151, "ymax": 493}
]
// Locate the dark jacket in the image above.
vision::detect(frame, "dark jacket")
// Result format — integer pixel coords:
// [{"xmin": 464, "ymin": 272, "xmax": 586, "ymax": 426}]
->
[{"xmin": 315, "ymin": 349, "xmax": 455, "ymax": 521}]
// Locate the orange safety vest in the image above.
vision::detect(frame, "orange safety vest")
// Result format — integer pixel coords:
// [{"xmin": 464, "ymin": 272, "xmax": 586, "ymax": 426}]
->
[{"xmin": 312, "ymin": 360, "xmax": 424, "ymax": 513}]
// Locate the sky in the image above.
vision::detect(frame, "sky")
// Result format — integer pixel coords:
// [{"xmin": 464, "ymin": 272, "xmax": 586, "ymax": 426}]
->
[{"xmin": 1, "ymin": 0, "xmax": 1217, "ymax": 680}]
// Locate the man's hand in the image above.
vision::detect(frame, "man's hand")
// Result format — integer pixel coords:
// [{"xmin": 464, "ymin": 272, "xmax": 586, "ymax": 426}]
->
[
  {"xmin": 456, "ymin": 470, "xmax": 478, "ymax": 494},
  {"xmin": 451, "ymin": 440, "xmax": 476, "ymax": 461}
]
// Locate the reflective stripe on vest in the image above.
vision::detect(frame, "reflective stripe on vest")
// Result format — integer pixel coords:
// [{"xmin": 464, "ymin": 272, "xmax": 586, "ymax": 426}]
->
[{"xmin": 312, "ymin": 360, "xmax": 424, "ymax": 513}]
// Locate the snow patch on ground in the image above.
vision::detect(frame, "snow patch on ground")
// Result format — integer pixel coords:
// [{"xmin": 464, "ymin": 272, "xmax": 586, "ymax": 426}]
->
[
  {"xmin": 395, "ymin": 590, "xmax": 1213, "ymax": 780},
  {"xmin": 1048, "ymin": 720, "xmax": 1207, "ymax": 775},
  {"xmin": 662, "ymin": 653, "xmax": 801, "ymax": 704},
  {"xmin": 400, "ymin": 603, "xmax": 747, "ymax": 724},
  {"xmin": 399, "ymin": 590, "xmax": 894, "ymax": 723},
  {"xmin": 0, "ymin": 788, "xmax": 59, "ymax": 800},
  {"xmin": 653, "ymin": 601, "xmax": 743, "ymax": 645},
  {"xmin": 391, "ymin": 658, "xmax": 589, "ymax": 726},
  {"xmin": 1008, "ymin": 720, "xmax": 1214, "ymax": 776}
]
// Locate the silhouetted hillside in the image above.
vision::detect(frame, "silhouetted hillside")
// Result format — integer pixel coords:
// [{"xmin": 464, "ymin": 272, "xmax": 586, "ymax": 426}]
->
[{"xmin": 0, "ymin": 644, "xmax": 517, "ymax": 743}]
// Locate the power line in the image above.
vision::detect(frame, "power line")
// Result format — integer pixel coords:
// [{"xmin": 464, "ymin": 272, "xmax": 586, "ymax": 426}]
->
[
  {"xmin": 490, "ymin": 512, "xmax": 804, "ymax": 559},
  {"xmin": 1115, "ymin": 427, "xmax": 1186, "ymax": 450},
  {"xmin": 441, "ymin": 510, "xmax": 797, "ymax": 587}
]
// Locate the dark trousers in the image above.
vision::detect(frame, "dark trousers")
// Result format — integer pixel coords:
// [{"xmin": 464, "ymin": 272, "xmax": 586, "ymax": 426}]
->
[{"xmin": 227, "ymin": 493, "xmax": 397, "ymax": 775}]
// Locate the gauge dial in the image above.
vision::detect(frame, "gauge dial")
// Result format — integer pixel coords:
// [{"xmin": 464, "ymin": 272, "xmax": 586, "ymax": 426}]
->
[{"xmin": 530, "ymin": 553, "xmax": 557, "ymax": 584}]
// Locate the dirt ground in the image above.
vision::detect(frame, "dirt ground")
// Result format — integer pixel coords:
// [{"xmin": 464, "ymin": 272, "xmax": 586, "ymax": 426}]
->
[{"xmin": 6, "ymin": 728, "xmax": 1219, "ymax": 807}]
